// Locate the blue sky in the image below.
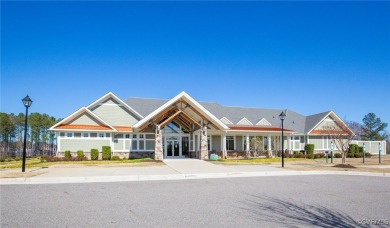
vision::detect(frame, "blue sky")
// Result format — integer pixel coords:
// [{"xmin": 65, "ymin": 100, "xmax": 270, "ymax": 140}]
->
[{"xmin": 1, "ymin": 1, "xmax": 389, "ymax": 125}]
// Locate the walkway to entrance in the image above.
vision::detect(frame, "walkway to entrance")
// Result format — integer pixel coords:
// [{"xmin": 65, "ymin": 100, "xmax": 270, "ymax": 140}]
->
[{"xmin": 162, "ymin": 158, "xmax": 284, "ymax": 174}]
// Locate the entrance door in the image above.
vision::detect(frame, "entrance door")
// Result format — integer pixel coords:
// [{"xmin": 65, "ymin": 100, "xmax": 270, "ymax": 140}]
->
[{"xmin": 166, "ymin": 137, "xmax": 180, "ymax": 157}]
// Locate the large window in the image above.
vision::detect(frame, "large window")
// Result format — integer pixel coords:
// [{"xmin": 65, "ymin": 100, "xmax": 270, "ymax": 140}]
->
[
  {"xmin": 131, "ymin": 134, "xmax": 154, "ymax": 151},
  {"xmin": 226, "ymin": 136, "xmax": 235, "ymax": 150}
]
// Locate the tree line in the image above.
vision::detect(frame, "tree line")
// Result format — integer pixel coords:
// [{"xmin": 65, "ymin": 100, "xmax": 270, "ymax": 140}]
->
[
  {"xmin": 346, "ymin": 112, "xmax": 388, "ymax": 141},
  {"xmin": 0, "ymin": 112, "xmax": 61, "ymax": 158}
]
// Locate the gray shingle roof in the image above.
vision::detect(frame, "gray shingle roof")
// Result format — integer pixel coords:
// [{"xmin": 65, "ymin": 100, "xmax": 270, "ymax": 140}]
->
[
  {"xmin": 304, "ymin": 111, "xmax": 331, "ymax": 133},
  {"xmin": 124, "ymin": 97, "xmax": 330, "ymax": 134}
]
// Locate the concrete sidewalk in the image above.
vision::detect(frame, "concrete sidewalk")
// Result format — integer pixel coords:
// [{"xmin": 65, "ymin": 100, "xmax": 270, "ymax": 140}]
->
[{"xmin": 1, "ymin": 159, "xmax": 388, "ymax": 185}]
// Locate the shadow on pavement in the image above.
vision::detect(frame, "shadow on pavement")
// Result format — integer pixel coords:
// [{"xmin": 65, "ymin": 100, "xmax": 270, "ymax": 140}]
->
[{"xmin": 239, "ymin": 195, "xmax": 378, "ymax": 228}]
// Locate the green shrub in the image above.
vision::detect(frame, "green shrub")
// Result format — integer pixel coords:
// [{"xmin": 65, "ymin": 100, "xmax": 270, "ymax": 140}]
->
[
  {"xmin": 348, "ymin": 144, "xmax": 359, "ymax": 154},
  {"xmin": 122, "ymin": 157, "xmax": 127, "ymax": 160},
  {"xmin": 77, "ymin": 150, "xmax": 84, "ymax": 159},
  {"xmin": 91, "ymin": 149, "xmax": 99, "ymax": 160},
  {"xmin": 307, "ymin": 153, "xmax": 314, "ymax": 159},
  {"xmin": 347, "ymin": 153, "xmax": 354, "ymax": 158},
  {"xmin": 15, "ymin": 157, "xmax": 22, "ymax": 161},
  {"xmin": 0, "ymin": 158, "xmax": 6, "ymax": 162},
  {"xmin": 358, "ymin": 146, "xmax": 364, "ymax": 153},
  {"xmin": 111, "ymin": 155, "xmax": 120, "ymax": 160},
  {"xmin": 102, "ymin": 146, "xmax": 111, "ymax": 160},
  {"xmin": 293, "ymin": 151, "xmax": 300, "ymax": 154},
  {"xmin": 334, "ymin": 153, "xmax": 342, "ymax": 158},
  {"xmin": 64, "ymin": 151, "xmax": 71, "ymax": 159},
  {"xmin": 305, "ymin": 144, "xmax": 314, "ymax": 158}
]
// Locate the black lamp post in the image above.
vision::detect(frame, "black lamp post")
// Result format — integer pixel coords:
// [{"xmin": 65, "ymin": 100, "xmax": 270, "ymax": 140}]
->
[
  {"xmin": 22, "ymin": 95, "xmax": 33, "ymax": 172},
  {"xmin": 279, "ymin": 111, "xmax": 286, "ymax": 168}
]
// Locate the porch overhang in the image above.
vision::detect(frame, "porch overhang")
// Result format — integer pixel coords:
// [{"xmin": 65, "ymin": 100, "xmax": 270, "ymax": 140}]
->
[{"xmin": 227, "ymin": 125, "xmax": 295, "ymax": 133}]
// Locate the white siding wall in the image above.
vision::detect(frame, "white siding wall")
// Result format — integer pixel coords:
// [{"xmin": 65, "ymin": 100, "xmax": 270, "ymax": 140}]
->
[
  {"xmin": 90, "ymin": 99, "xmax": 140, "ymax": 126},
  {"xmin": 70, "ymin": 113, "xmax": 101, "ymax": 125},
  {"xmin": 60, "ymin": 139, "xmax": 110, "ymax": 152}
]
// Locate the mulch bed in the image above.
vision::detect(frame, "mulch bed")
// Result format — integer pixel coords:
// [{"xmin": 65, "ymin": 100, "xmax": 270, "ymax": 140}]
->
[{"xmin": 333, "ymin": 164, "xmax": 356, "ymax": 169}]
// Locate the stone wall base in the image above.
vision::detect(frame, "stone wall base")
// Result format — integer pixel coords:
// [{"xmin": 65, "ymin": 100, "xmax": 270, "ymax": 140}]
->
[{"xmin": 56, "ymin": 151, "xmax": 154, "ymax": 160}]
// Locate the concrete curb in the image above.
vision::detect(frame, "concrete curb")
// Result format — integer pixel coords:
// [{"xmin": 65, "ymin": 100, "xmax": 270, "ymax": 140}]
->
[{"xmin": 0, "ymin": 170, "xmax": 388, "ymax": 185}]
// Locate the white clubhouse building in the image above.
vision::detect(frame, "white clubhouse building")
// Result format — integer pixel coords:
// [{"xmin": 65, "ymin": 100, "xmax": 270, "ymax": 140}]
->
[{"xmin": 50, "ymin": 91, "xmax": 373, "ymax": 160}]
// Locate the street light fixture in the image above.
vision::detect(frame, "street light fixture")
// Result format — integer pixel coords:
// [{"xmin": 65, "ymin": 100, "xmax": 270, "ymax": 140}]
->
[
  {"xmin": 22, "ymin": 95, "xmax": 32, "ymax": 172},
  {"xmin": 279, "ymin": 111, "xmax": 286, "ymax": 168}
]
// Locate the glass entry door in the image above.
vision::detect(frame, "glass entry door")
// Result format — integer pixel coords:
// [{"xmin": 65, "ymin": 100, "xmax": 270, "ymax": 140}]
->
[{"xmin": 166, "ymin": 137, "xmax": 180, "ymax": 157}]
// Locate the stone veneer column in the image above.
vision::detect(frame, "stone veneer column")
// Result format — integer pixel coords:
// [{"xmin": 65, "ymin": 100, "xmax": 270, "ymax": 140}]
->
[
  {"xmin": 154, "ymin": 125, "xmax": 163, "ymax": 160},
  {"xmin": 200, "ymin": 126, "xmax": 208, "ymax": 160}
]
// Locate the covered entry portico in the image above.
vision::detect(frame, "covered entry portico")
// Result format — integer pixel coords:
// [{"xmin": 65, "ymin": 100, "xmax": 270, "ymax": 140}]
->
[{"xmin": 133, "ymin": 92, "xmax": 229, "ymax": 160}]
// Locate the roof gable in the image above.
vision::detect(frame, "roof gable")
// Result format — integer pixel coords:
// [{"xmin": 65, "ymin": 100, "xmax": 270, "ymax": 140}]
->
[
  {"xmin": 236, "ymin": 117, "xmax": 253, "ymax": 125},
  {"xmin": 87, "ymin": 92, "xmax": 143, "ymax": 119},
  {"xmin": 220, "ymin": 117, "xmax": 233, "ymax": 125},
  {"xmin": 50, "ymin": 107, "xmax": 116, "ymax": 131},
  {"xmin": 256, "ymin": 118, "xmax": 271, "ymax": 126},
  {"xmin": 133, "ymin": 91, "xmax": 229, "ymax": 130},
  {"xmin": 307, "ymin": 111, "xmax": 353, "ymax": 135}
]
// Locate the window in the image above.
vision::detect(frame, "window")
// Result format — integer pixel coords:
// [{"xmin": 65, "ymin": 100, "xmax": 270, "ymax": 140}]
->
[
  {"xmin": 83, "ymin": 133, "xmax": 89, "ymax": 138},
  {"xmin": 226, "ymin": 136, "xmax": 234, "ymax": 150},
  {"xmin": 99, "ymin": 133, "xmax": 105, "ymax": 138},
  {"xmin": 131, "ymin": 140, "xmax": 137, "ymax": 150},
  {"xmin": 74, "ymin": 133, "xmax": 81, "ymax": 138},
  {"xmin": 66, "ymin": 133, "xmax": 73, "ymax": 138},
  {"xmin": 131, "ymin": 134, "xmax": 152, "ymax": 151},
  {"xmin": 125, "ymin": 134, "xmax": 130, "ymax": 138}
]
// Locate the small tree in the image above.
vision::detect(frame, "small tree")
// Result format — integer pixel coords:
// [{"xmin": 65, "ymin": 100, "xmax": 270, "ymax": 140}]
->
[
  {"xmin": 324, "ymin": 126, "xmax": 354, "ymax": 164},
  {"xmin": 304, "ymin": 144, "xmax": 315, "ymax": 159}
]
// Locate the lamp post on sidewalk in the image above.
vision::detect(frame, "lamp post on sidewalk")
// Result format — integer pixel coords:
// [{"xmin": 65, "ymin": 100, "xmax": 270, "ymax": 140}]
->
[
  {"xmin": 279, "ymin": 111, "xmax": 286, "ymax": 168},
  {"xmin": 379, "ymin": 142, "xmax": 382, "ymax": 164},
  {"xmin": 21, "ymin": 95, "xmax": 33, "ymax": 172}
]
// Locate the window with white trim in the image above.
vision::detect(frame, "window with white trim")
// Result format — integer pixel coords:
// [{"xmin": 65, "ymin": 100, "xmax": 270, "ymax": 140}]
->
[
  {"xmin": 99, "ymin": 133, "xmax": 105, "ymax": 138},
  {"xmin": 66, "ymin": 133, "xmax": 73, "ymax": 138},
  {"xmin": 83, "ymin": 133, "xmax": 89, "ymax": 138},
  {"xmin": 226, "ymin": 136, "xmax": 235, "ymax": 150}
]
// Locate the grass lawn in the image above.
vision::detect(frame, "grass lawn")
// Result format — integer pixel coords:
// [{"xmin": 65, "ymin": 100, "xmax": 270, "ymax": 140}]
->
[{"xmin": 0, "ymin": 157, "xmax": 156, "ymax": 169}]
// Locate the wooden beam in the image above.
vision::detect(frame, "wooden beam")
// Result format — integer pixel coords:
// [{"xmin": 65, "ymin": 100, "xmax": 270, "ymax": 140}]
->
[
  {"xmin": 180, "ymin": 112, "xmax": 202, "ymax": 127},
  {"xmin": 175, "ymin": 115, "xmax": 191, "ymax": 130},
  {"xmin": 173, "ymin": 118, "xmax": 191, "ymax": 131},
  {"xmin": 181, "ymin": 101, "xmax": 219, "ymax": 130},
  {"xmin": 158, "ymin": 110, "xmax": 182, "ymax": 128},
  {"xmin": 138, "ymin": 106, "xmax": 176, "ymax": 132}
]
